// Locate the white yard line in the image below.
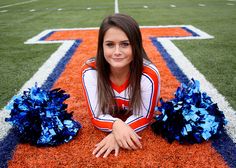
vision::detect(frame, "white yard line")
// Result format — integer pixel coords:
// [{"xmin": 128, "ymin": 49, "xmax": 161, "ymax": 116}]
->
[
  {"xmin": 0, "ymin": 29, "xmax": 75, "ymax": 140},
  {"xmin": 0, "ymin": 0, "xmax": 37, "ymax": 9},
  {"xmin": 160, "ymin": 38, "xmax": 236, "ymax": 142},
  {"xmin": 115, "ymin": 0, "xmax": 119, "ymax": 13},
  {"xmin": 155, "ymin": 25, "xmax": 236, "ymax": 142}
]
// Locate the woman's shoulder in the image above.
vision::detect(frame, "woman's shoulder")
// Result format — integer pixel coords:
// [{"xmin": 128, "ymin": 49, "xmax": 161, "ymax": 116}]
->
[
  {"xmin": 81, "ymin": 57, "xmax": 97, "ymax": 73},
  {"xmin": 143, "ymin": 59, "xmax": 160, "ymax": 77}
]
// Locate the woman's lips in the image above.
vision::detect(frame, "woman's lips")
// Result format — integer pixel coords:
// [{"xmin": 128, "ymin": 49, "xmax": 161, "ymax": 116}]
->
[{"xmin": 112, "ymin": 58, "xmax": 124, "ymax": 62}]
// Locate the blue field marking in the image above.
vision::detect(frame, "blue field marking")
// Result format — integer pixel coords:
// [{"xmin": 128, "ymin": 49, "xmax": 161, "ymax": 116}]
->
[
  {"xmin": 42, "ymin": 40, "xmax": 81, "ymax": 90},
  {"xmin": 151, "ymin": 37, "xmax": 189, "ymax": 84},
  {"xmin": 151, "ymin": 36, "xmax": 236, "ymax": 168}
]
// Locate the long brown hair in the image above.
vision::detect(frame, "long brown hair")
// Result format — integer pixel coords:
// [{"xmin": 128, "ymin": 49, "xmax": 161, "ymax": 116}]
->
[{"xmin": 96, "ymin": 13, "xmax": 150, "ymax": 115}]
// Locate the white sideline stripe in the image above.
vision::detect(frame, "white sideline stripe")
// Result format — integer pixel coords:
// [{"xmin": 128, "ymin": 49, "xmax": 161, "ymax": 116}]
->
[
  {"xmin": 0, "ymin": 109, "xmax": 11, "ymax": 140},
  {"xmin": 1, "ymin": 25, "xmax": 235, "ymax": 143},
  {"xmin": 0, "ymin": 10, "xmax": 8, "ymax": 13},
  {"xmin": 19, "ymin": 41, "xmax": 74, "ymax": 93},
  {"xmin": 0, "ymin": 0, "xmax": 37, "ymax": 9},
  {"xmin": 115, "ymin": 0, "xmax": 119, "ymax": 13},
  {"xmin": 158, "ymin": 39, "xmax": 236, "ymax": 142},
  {"xmin": 0, "ymin": 36, "xmax": 75, "ymax": 140}
]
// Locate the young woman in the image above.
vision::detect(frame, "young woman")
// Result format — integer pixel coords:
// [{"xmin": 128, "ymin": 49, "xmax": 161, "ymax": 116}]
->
[{"xmin": 82, "ymin": 13, "xmax": 160, "ymax": 158}]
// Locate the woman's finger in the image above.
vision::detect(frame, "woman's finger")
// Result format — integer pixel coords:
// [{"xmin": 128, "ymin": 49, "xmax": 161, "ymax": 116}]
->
[
  {"xmin": 95, "ymin": 145, "xmax": 108, "ymax": 158},
  {"xmin": 126, "ymin": 137, "xmax": 138, "ymax": 150},
  {"xmin": 93, "ymin": 141, "xmax": 105, "ymax": 155},
  {"xmin": 116, "ymin": 139, "xmax": 124, "ymax": 148},
  {"xmin": 121, "ymin": 140, "xmax": 132, "ymax": 150},
  {"xmin": 114, "ymin": 147, "xmax": 119, "ymax": 157},
  {"xmin": 103, "ymin": 148, "xmax": 113, "ymax": 158},
  {"xmin": 92, "ymin": 146, "xmax": 101, "ymax": 155},
  {"xmin": 130, "ymin": 133, "xmax": 142, "ymax": 149},
  {"xmin": 134, "ymin": 132, "xmax": 142, "ymax": 140}
]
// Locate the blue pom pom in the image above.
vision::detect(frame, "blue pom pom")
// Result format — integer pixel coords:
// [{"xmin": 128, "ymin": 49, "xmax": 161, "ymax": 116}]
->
[
  {"xmin": 5, "ymin": 84, "xmax": 82, "ymax": 146},
  {"xmin": 151, "ymin": 79, "xmax": 227, "ymax": 144}
]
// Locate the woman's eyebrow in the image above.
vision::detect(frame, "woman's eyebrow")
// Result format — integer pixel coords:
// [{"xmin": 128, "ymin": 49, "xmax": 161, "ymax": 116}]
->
[
  {"xmin": 120, "ymin": 40, "xmax": 129, "ymax": 42},
  {"xmin": 104, "ymin": 40, "xmax": 129, "ymax": 43}
]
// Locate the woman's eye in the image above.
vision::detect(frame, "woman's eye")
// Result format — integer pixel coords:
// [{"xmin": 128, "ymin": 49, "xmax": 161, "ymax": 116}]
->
[
  {"xmin": 106, "ymin": 43, "xmax": 114, "ymax": 48},
  {"xmin": 120, "ymin": 42, "xmax": 130, "ymax": 48}
]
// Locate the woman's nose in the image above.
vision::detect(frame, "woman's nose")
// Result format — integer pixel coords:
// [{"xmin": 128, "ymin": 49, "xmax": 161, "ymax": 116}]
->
[{"xmin": 114, "ymin": 45, "xmax": 121, "ymax": 55}]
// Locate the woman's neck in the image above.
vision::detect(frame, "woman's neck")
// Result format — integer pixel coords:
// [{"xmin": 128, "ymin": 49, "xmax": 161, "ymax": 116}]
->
[{"xmin": 110, "ymin": 66, "xmax": 130, "ymax": 86}]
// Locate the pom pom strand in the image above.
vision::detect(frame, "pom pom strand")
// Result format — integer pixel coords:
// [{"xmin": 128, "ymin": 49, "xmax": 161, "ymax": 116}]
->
[
  {"xmin": 5, "ymin": 84, "xmax": 81, "ymax": 146},
  {"xmin": 152, "ymin": 79, "xmax": 227, "ymax": 144}
]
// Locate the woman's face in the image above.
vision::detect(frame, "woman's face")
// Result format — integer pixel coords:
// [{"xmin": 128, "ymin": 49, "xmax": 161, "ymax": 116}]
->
[{"xmin": 103, "ymin": 27, "xmax": 133, "ymax": 72}]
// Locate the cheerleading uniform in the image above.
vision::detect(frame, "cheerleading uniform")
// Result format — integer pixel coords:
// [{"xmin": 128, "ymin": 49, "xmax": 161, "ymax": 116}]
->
[{"xmin": 81, "ymin": 59, "xmax": 160, "ymax": 132}]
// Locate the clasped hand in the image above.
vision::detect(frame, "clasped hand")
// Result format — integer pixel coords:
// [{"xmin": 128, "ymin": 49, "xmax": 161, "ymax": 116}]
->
[{"xmin": 92, "ymin": 119, "xmax": 142, "ymax": 158}]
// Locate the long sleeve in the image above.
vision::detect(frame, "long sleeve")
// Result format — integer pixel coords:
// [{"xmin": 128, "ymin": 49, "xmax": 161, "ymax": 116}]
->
[
  {"xmin": 125, "ymin": 63, "xmax": 160, "ymax": 132},
  {"xmin": 81, "ymin": 60, "xmax": 160, "ymax": 133},
  {"xmin": 81, "ymin": 62, "xmax": 118, "ymax": 132}
]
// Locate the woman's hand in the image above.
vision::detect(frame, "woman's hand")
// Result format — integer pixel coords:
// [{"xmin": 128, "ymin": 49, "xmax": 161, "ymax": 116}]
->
[
  {"xmin": 112, "ymin": 119, "xmax": 142, "ymax": 150},
  {"xmin": 92, "ymin": 133, "xmax": 119, "ymax": 158}
]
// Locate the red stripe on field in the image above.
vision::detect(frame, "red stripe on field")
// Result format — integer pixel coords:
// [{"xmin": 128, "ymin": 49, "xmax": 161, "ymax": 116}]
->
[{"xmin": 8, "ymin": 29, "xmax": 227, "ymax": 168}]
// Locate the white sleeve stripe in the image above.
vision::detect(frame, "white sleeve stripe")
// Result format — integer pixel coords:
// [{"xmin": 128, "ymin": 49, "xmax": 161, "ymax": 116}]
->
[
  {"xmin": 126, "ymin": 116, "xmax": 143, "ymax": 124},
  {"xmin": 94, "ymin": 126, "xmax": 112, "ymax": 132},
  {"xmin": 142, "ymin": 74, "xmax": 155, "ymax": 118},
  {"xmin": 156, "ymin": 72, "xmax": 161, "ymax": 106},
  {"xmin": 94, "ymin": 118, "xmax": 115, "ymax": 122},
  {"xmin": 134, "ymin": 123, "xmax": 149, "ymax": 132},
  {"xmin": 82, "ymin": 70, "xmax": 97, "ymax": 118},
  {"xmin": 82, "ymin": 66, "xmax": 94, "ymax": 74}
]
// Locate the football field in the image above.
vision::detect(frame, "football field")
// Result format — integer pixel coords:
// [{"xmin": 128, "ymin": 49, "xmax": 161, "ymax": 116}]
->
[{"xmin": 0, "ymin": 0, "xmax": 235, "ymax": 167}]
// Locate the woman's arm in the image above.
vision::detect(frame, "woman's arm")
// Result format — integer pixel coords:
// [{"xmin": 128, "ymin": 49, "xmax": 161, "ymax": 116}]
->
[
  {"xmin": 82, "ymin": 65, "xmax": 118, "ymax": 132},
  {"xmin": 125, "ymin": 67, "xmax": 161, "ymax": 132},
  {"xmin": 112, "ymin": 67, "xmax": 160, "ymax": 150}
]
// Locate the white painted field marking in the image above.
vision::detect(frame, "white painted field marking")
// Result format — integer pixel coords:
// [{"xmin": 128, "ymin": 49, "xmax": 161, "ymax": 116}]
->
[
  {"xmin": 0, "ymin": 28, "xmax": 96, "ymax": 140},
  {"xmin": 153, "ymin": 25, "xmax": 236, "ymax": 142},
  {"xmin": 198, "ymin": 4, "xmax": 206, "ymax": 7},
  {"xmin": 0, "ymin": 26, "xmax": 235, "ymax": 144},
  {"xmin": 115, "ymin": 0, "xmax": 119, "ymax": 13},
  {"xmin": 0, "ymin": 10, "xmax": 8, "ymax": 12},
  {"xmin": 0, "ymin": 0, "xmax": 37, "ymax": 9}
]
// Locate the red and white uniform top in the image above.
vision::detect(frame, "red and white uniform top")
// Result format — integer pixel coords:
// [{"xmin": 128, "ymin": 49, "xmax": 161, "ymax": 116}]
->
[{"xmin": 81, "ymin": 59, "xmax": 160, "ymax": 132}]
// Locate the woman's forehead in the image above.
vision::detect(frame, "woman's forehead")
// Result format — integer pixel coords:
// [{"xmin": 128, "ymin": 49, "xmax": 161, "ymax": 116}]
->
[{"xmin": 103, "ymin": 27, "xmax": 129, "ymax": 42}]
